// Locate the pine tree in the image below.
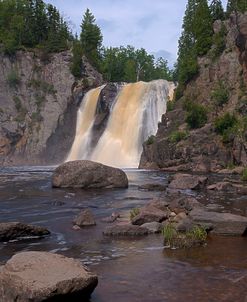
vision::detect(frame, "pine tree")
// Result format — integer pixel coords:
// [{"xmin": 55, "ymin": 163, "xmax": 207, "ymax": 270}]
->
[
  {"xmin": 80, "ymin": 8, "xmax": 103, "ymax": 67},
  {"xmin": 227, "ymin": 0, "xmax": 247, "ymax": 15},
  {"xmin": 210, "ymin": 0, "xmax": 225, "ymax": 22}
]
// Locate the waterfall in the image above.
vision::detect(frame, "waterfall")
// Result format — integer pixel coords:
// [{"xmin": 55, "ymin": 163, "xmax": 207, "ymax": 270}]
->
[{"xmin": 67, "ymin": 80, "xmax": 174, "ymax": 168}]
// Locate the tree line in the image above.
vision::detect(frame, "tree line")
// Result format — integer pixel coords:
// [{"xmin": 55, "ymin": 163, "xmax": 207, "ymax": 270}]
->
[
  {"xmin": 0, "ymin": 0, "xmax": 72, "ymax": 55},
  {"xmin": 176, "ymin": 0, "xmax": 247, "ymax": 99}
]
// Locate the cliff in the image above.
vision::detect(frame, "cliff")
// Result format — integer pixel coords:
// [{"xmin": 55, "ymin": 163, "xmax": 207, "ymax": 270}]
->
[
  {"xmin": 140, "ymin": 13, "xmax": 247, "ymax": 172},
  {"xmin": 0, "ymin": 50, "xmax": 102, "ymax": 165}
]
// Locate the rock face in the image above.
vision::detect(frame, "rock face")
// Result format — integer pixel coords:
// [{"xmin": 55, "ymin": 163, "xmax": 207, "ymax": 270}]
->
[
  {"xmin": 168, "ymin": 174, "xmax": 208, "ymax": 190},
  {"xmin": 139, "ymin": 13, "xmax": 247, "ymax": 171},
  {"xmin": 73, "ymin": 209, "xmax": 96, "ymax": 227},
  {"xmin": 0, "ymin": 222, "xmax": 50, "ymax": 242},
  {"xmin": 0, "ymin": 251, "xmax": 98, "ymax": 301},
  {"xmin": 52, "ymin": 160, "xmax": 128, "ymax": 189},
  {"xmin": 0, "ymin": 50, "xmax": 102, "ymax": 165}
]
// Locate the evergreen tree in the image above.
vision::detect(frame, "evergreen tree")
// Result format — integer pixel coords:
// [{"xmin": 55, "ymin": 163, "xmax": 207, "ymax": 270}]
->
[
  {"xmin": 227, "ymin": 0, "xmax": 247, "ymax": 15},
  {"xmin": 80, "ymin": 8, "xmax": 103, "ymax": 67},
  {"xmin": 210, "ymin": 0, "xmax": 225, "ymax": 22}
]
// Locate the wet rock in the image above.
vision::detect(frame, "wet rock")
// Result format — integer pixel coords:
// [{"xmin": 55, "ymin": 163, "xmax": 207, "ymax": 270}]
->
[
  {"xmin": 168, "ymin": 196, "xmax": 203, "ymax": 214},
  {"xmin": 207, "ymin": 182, "xmax": 233, "ymax": 191},
  {"xmin": 73, "ymin": 209, "xmax": 96, "ymax": 227},
  {"xmin": 146, "ymin": 198, "xmax": 169, "ymax": 212},
  {"xmin": 175, "ymin": 217, "xmax": 194, "ymax": 232},
  {"xmin": 0, "ymin": 222, "xmax": 50, "ymax": 242},
  {"xmin": 168, "ymin": 174, "xmax": 208, "ymax": 190},
  {"xmin": 103, "ymin": 224, "xmax": 149, "ymax": 236},
  {"xmin": 189, "ymin": 208, "xmax": 247, "ymax": 236},
  {"xmin": 131, "ymin": 205, "xmax": 168, "ymax": 226},
  {"xmin": 101, "ymin": 212, "xmax": 120, "ymax": 223},
  {"xmin": 138, "ymin": 183, "xmax": 167, "ymax": 191},
  {"xmin": 0, "ymin": 251, "xmax": 98, "ymax": 301},
  {"xmin": 141, "ymin": 222, "xmax": 163, "ymax": 234},
  {"xmin": 52, "ymin": 160, "xmax": 128, "ymax": 189}
]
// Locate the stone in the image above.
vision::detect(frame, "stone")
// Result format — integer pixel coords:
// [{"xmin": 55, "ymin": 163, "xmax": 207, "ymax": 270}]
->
[
  {"xmin": 168, "ymin": 196, "xmax": 203, "ymax": 214},
  {"xmin": 52, "ymin": 160, "xmax": 128, "ymax": 189},
  {"xmin": 173, "ymin": 212, "xmax": 187, "ymax": 223},
  {"xmin": 103, "ymin": 224, "xmax": 149, "ymax": 236},
  {"xmin": 207, "ymin": 182, "xmax": 233, "ymax": 191},
  {"xmin": 101, "ymin": 212, "xmax": 121, "ymax": 223},
  {"xmin": 0, "ymin": 251, "xmax": 98, "ymax": 301},
  {"xmin": 131, "ymin": 205, "xmax": 168, "ymax": 226},
  {"xmin": 138, "ymin": 183, "xmax": 167, "ymax": 191},
  {"xmin": 73, "ymin": 209, "xmax": 96, "ymax": 227},
  {"xmin": 189, "ymin": 208, "xmax": 247, "ymax": 236},
  {"xmin": 146, "ymin": 198, "xmax": 169, "ymax": 212},
  {"xmin": 0, "ymin": 222, "xmax": 50, "ymax": 242},
  {"xmin": 141, "ymin": 222, "xmax": 163, "ymax": 234},
  {"xmin": 168, "ymin": 174, "xmax": 208, "ymax": 190}
]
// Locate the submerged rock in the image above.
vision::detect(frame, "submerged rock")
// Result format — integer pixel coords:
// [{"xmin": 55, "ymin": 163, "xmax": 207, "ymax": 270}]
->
[
  {"xmin": 103, "ymin": 224, "xmax": 149, "ymax": 236},
  {"xmin": 168, "ymin": 174, "xmax": 208, "ymax": 190},
  {"xmin": 73, "ymin": 209, "xmax": 96, "ymax": 227},
  {"xmin": 0, "ymin": 222, "xmax": 50, "ymax": 242},
  {"xmin": 52, "ymin": 160, "xmax": 128, "ymax": 189},
  {"xmin": 0, "ymin": 251, "xmax": 98, "ymax": 301}
]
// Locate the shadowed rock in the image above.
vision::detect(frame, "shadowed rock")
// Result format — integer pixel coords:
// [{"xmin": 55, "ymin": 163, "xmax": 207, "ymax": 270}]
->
[
  {"xmin": 0, "ymin": 222, "xmax": 50, "ymax": 242},
  {"xmin": 52, "ymin": 160, "xmax": 128, "ymax": 189},
  {"xmin": 168, "ymin": 174, "xmax": 208, "ymax": 190},
  {"xmin": 0, "ymin": 251, "xmax": 98, "ymax": 301},
  {"xmin": 103, "ymin": 224, "xmax": 149, "ymax": 236}
]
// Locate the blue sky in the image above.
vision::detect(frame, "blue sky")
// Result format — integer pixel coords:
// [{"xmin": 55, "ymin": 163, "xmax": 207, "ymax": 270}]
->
[{"xmin": 45, "ymin": 0, "xmax": 228, "ymax": 65}]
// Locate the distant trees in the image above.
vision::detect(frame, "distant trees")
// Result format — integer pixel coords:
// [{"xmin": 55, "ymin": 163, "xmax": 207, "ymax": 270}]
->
[
  {"xmin": 210, "ymin": 0, "xmax": 225, "ymax": 22},
  {"xmin": 101, "ymin": 46, "xmax": 173, "ymax": 83},
  {"xmin": 226, "ymin": 0, "xmax": 247, "ymax": 15},
  {"xmin": 0, "ymin": 0, "xmax": 71, "ymax": 55}
]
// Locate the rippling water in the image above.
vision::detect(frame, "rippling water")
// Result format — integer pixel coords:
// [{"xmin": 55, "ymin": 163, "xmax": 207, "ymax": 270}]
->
[{"xmin": 0, "ymin": 166, "xmax": 247, "ymax": 302}]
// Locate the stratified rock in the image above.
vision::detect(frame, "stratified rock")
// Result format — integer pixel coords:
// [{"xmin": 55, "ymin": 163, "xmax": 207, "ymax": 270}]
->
[
  {"xmin": 0, "ymin": 251, "xmax": 98, "ymax": 301},
  {"xmin": 52, "ymin": 160, "xmax": 128, "ymax": 189},
  {"xmin": 189, "ymin": 208, "xmax": 247, "ymax": 236},
  {"xmin": 0, "ymin": 222, "xmax": 50, "ymax": 242},
  {"xmin": 131, "ymin": 205, "xmax": 168, "ymax": 226},
  {"xmin": 168, "ymin": 174, "xmax": 208, "ymax": 190},
  {"xmin": 73, "ymin": 209, "xmax": 96, "ymax": 227},
  {"xmin": 103, "ymin": 224, "xmax": 149, "ymax": 236},
  {"xmin": 141, "ymin": 222, "xmax": 163, "ymax": 234}
]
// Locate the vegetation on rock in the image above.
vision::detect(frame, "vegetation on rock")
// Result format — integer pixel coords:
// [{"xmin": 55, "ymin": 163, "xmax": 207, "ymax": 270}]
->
[{"xmin": 184, "ymin": 101, "xmax": 208, "ymax": 129}]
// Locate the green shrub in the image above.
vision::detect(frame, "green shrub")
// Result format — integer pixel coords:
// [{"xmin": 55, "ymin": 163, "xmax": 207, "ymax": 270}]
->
[
  {"xmin": 185, "ymin": 102, "xmax": 207, "ymax": 129},
  {"xmin": 211, "ymin": 81, "xmax": 229, "ymax": 107},
  {"xmin": 130, "ymin": 208, "xmax": 140, "ymax": 220},
  {"xmin": 186, "ymin": 226, "xmax": 207, "ymax": 242},
  {"xmin": 214, "ymin": 113, "xmax": 238, "ymax": 135},
  {"xmin": 7, "ymin": 70, "xmax": 21, "ymax": 88},
  {"xmin": 242, "ymin": 168, "xmax": 247, "ymax": 181},
  {"xmin": 169, "ymin": 131, "xmax": 188, "ymax": 143},
  {"xmin": 146, "ymin": 135, "xmax": 155, "ymax": 145},
  {"xmin": 211, "ymin": 25, "xmax": 227, "ymax": 59},
  {"xmin": 162, "ymin": 224, "xmax": 177, "ymax": 246}
]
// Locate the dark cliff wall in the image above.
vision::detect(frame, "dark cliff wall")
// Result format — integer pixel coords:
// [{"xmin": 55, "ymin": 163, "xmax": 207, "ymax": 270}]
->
[{"xmin": 140, "ymin": 13, "xmax": 247, "ymax": 172}]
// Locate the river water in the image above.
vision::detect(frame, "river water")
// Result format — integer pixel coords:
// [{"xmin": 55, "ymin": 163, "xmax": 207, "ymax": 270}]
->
[{"xmin": 0, "ymin": 166, "xmax": 247, "ymax": 302}]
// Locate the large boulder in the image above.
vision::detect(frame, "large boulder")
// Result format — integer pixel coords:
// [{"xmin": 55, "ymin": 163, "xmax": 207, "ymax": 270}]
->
[
  {"xmin": 168, "ymin": 174, "xmax": 208, "ymax": 190},
  {"xmin": 189, "ymin": 208, "xmax": 247, "ymax": 236},
  {"xmin": 52, "ymin": 160, "xmax": 128, "ymax": 189},
  {"xmin": 0, "ymin": 251, "xmax": 98, "ymax": 302},
  {"xmin": 0, "ymin": 222, "xmax": 50, "ymax": 242}
]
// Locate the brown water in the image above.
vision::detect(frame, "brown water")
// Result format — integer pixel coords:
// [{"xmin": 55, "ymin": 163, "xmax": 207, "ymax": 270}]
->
[{"xmin": 0, "ymin": 167, "xmax": 247, "ymax": 302}]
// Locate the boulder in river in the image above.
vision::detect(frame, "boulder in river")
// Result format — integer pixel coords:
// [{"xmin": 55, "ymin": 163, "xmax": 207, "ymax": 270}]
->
[
  {"xmin": 131, "ymin": 205, "xmax": 168, "ymax": 226},
  {"xmin": 52, "ymin": 160, "xmax": 128, "ymax": 189},
  {"xmin": 103, "ymin": 224, "xmax": 149, "ymax": 236},
  {"xmin": 73, "ymin": 209, "xmax": 96, "ymax": 227},
  {"xmin": 0, "ymin": 222, "xmax": 50, "ymax": 242},
  {"xmin": 168, "ymin": 174, "xmax": 208, "ymax": 190},
  {"xmin": 0, "ymin": 251, "xmax": 98, "ymax": 302}
]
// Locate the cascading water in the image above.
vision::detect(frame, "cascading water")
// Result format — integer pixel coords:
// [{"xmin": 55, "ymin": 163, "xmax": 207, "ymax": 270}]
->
[{"xmin": 67, "ymin": 79, "xmax": 174, "ymax": 168}]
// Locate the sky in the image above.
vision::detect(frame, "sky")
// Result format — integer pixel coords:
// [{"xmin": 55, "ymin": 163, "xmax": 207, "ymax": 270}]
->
[{"xmin": 45, "ymin": 0, "xmax": 228, "ymax": 66}]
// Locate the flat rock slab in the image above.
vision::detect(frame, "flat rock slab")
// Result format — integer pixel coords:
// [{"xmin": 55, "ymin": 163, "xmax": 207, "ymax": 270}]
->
[
  {"xmin": 0, "ymin": 251, "xmax": 98, "ymax": 302},
  {"xmin": 52, "ymin": 160, "xmax": 128, "ymax": 189},
  {"xmin": 103, "ymin": 224, "xmax": 149, "ymax": 236},
  {"xmin": 0, "ymin": 222, "xmax": 50, "ymax": 242},
  {"xmin": 189, "ymin": 208, "xmax": 247, "ymax": 236},
  {"xmin": 168, "ymin": 174, "xmax": 208, "ymax": 190}
]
